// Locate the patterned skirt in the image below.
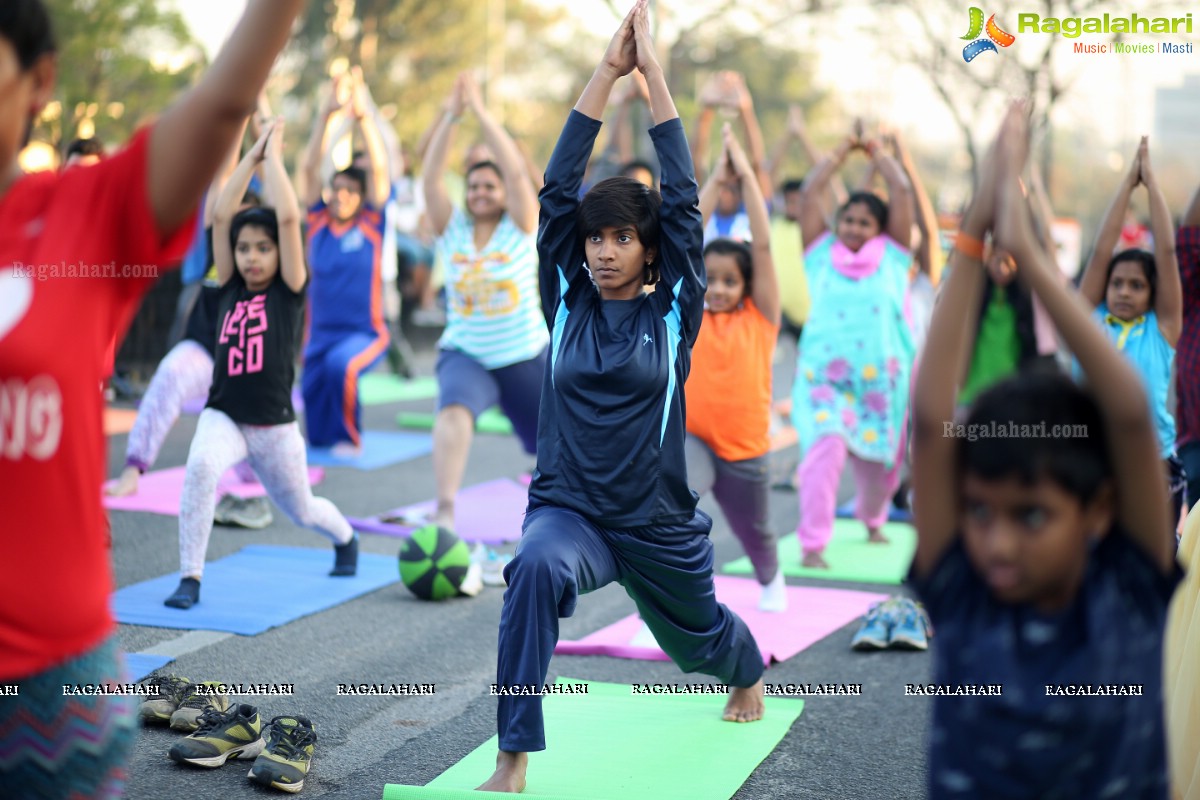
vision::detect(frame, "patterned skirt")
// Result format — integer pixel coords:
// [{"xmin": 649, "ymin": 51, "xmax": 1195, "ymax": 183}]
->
[{"xmin": 0, "ymin": 636, "xmax": 136, "ymax": 799}]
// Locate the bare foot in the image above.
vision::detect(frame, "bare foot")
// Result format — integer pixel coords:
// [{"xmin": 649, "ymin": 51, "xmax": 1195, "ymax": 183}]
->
[
  {"xmin": 867, "ymin": 526, "xmax": 890, "ymax": 544},
  {"xmin": 106, "ymin": 466, "xmax": 140, "ymax": 497},
  {"xmin": 801, "ymin": 551, "xmax": 830, "ymax": 569},
  {"xmin": 476, "ymin": 750, "xmax": 527, "ymax": 793},
  {"xmin": 723, "ymin": 679, "xmax": 765, "ymax": 723}
]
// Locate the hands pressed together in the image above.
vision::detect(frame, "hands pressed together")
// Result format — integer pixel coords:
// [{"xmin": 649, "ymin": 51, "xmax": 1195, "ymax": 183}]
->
[
  {"xmin": 1124, "ymin": 135, "xmax": 1157, "ymax": 191},
  {"xmin": 711, "ymin": 122, "xmax": 754, "ymax": 185},
  {"xmin": 321, "ymin": 67, "xmax": 372, "ymax": 120},
  {"xmin": 601, "ymin": 0, "xmax": 662, "ymax": 81},
  {"xmin": 249, "ymin": 116, "xmax": 286, "ymax": 164}
]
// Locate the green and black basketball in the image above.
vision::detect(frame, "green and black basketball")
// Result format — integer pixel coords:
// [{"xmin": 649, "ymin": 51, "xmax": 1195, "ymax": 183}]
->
[{"xmin": 398, "ymin": 525, "xmax": 471, "ymax": 601}]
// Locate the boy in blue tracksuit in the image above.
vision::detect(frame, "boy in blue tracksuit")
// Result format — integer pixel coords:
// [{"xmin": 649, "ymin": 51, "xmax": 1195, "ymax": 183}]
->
[{"xmin": 478, "ymin": 2, "xmax": 764, "ymax": 792}]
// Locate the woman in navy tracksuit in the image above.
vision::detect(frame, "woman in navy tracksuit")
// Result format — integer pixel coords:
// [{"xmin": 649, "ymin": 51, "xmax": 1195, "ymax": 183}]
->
[{"xmin": 478, "ymin": 2, "xmax": 765, "ymax": 792}]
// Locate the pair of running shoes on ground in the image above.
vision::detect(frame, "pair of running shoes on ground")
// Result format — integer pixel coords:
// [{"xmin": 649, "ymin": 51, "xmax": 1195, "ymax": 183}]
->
[
  {"xmin": 214, "ymin": 494, "xmax": 274, "ymax": 529},
  {"xmin": 850, "ymin": 596, "xmax": 933, "ymax": 651},
  {"xmin": 140, "ymin": 676, "xmax": 316, "ymax": 794}
]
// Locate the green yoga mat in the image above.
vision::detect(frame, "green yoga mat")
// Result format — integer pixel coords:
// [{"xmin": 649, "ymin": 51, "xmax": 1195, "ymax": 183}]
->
[
  {"xmin": 360, "ymin": 375, "xmax": 439, "ymax": 405},
  {"xmin": 382, "ymin": 678, "xmax": 803, "ymax": 800},
  {"xmin": 723, "ymin": 519, "xmax": 916, "ymax": 585},
  {"xmin": 396, "ymin": 406, "xmax": 513, "ymax": 435}
]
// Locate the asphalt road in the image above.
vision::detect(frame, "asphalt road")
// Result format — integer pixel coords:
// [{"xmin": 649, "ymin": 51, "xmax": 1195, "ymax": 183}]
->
[{"xmin": 108, "ymin": 336, "xmax": 932, "ymax": 800}]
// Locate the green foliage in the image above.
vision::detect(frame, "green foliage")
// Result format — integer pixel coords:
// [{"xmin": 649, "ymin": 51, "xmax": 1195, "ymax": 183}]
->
[
  {"xmin": 36, "ymin": 0, "xmax": 201, "ymax": 148},
  {"xmin": 669, "ymin": 28, "xmax": 825, "ymax": 177},
  {"xmin": 285, "ymin": 0, "xmax": 599, "ymax": 170}
]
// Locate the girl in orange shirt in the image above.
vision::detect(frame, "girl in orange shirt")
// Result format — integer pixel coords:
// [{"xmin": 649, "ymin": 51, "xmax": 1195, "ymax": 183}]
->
[{"xmin": 686, "ymin": 125, "xmax": 784, "ymax": 611}]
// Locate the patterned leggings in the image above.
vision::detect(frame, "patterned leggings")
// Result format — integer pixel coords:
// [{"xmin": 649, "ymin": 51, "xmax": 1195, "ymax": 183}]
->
[
  {"xmin": 179, "ymin": 409, "xmax": 353, "ymax": 578},
  {"xmin": 0, "ymin": 637, "xmax": 135, "ymax": 799},
  {"xmin": 125, "ymin": 339, "xmax": 213, "ymax": 472}
]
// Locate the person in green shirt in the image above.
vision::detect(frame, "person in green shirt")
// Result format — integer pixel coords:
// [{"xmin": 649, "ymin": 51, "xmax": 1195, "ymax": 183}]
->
[{"xmin": 958, "ymin": 243, "xmax": 1057, "ymax": 407}]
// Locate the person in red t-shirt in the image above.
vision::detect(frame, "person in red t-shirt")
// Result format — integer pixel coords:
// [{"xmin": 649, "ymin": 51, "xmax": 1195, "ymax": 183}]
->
[{"xmin": 0, "ymin": 1, "xmax": 306, "ymax": 797}]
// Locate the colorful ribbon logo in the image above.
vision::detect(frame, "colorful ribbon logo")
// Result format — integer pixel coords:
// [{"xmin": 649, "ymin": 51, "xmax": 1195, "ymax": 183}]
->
[{"xmin": 962, "ymin": 7, "xmax": 1016, "ymax": 61}]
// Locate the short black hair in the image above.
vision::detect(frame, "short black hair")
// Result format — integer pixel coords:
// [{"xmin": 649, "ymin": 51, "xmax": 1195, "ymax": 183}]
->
[
  {"xmin": 839, "ymin": 190, "xmax": 888, "ymax": 231},
  {"xmin": 959, "ymin": 371, "xmax": 1112, "ymax": 505},
  {"xmin": 703, "ymin": 238, "xmax": 753, "ymax": 299},
  {"xmin": 0, "ymin": 0, "xmax": 56, "ymax": 70},
  {"xmin": 619, "ymin": 159, "xmax": 657, "ymax": 183},
  {"xmin": 1105, "ymin": 248, "xmax": 1157, "ymax": 308},
  {"xmin": 466, "ymin": 159, "xmax": 503, "ymax": 182},
  {"xmin": 332, "ymin": 166, "xmax": 367, "ymax": 195},
  {"xmin": 781, "ymin": 178, "xmax": 804, "ymax": 195},
  {"xmin": 229, "ymin": 207, "xmax": 279, "ymax": 252},
  {"xmin": 65, "ymin": 137, "xmax": 104, "ymax": 159},
  {"xmin": 578, "ymin": 176, "xmax": 663, "ymax": 285}
]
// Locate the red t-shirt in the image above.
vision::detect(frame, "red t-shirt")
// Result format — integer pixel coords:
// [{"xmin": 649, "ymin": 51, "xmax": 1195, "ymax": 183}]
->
[{"xmin": 0, "ymin": 128, "xmax": 195, "ymax": 679}]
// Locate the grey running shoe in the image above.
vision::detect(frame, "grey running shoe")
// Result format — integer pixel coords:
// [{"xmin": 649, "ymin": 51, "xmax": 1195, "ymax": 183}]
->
[
  {"xmin": 214, "ymin": 495, "xmax": 274, "ymax": 529},
  {"xmin": 137, "ymin": 674, "xmax": 192, "ymax": 725},
  {"xmin": 170, "ymin": 681, "xmax": 233, "ymax": 732}
]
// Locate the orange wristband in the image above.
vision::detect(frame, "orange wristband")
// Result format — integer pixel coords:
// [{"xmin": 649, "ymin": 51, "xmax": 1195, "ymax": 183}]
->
[{"xmin": 954, "ymin": 232, "xmax": 985, "ymax": 261}]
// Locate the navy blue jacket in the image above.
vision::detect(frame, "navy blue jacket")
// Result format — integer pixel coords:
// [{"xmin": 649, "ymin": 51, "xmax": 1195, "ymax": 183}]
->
[{"xmin": 527, "ymin": 110, "xmax": 706, "ymax": 527}]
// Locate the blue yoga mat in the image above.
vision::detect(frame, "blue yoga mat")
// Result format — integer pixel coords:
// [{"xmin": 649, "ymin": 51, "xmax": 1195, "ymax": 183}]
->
[
  {"xmin": 125, "ymin": 653, "xmax": 175, "ymax": 681},
  {"xmin": 112, "ymin": 545, "xmax": 399, "ymax": 635},
  {"xmin": 836, "ymin": 499, "xmax": 913, "ymax": 524},
  {"xmin": 307, "ymin": 431, "xmax": 434, "ymax": 471}
]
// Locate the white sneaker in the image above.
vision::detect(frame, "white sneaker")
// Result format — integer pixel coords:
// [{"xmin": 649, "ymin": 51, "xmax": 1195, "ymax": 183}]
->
[
  {"xmin": 758, "ymin": 570, "xmax": 788, "ymax": 613},
  {"xmin": 629, "ymin": 621, "xmax": 660, "ymax": 649},
  {"xmin": 471, "ymin": 543, "xmax": 512, "ymax": 587},
  {"xmin": 458, "ymin": 563, "xmax": 484, "ymax": 597}
]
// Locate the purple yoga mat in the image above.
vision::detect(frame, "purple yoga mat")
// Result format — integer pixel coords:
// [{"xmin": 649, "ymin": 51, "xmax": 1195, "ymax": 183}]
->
[
  {"xmin": 555, "ymin": 577, "xmax": 888, "ymax": 666},
  {"xmin": 347, "ymin": 478, "xmax": 528, "ymax": 544},
  {"xmin": 180, "ymin": 388, "xmax": 304, "ymax": 415},
  {"xmin": 103, "ymin": 465, "xmax": 325, "ymax": 517}
]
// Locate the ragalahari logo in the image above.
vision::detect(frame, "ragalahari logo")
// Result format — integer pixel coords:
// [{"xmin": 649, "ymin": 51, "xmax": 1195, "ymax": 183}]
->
[{"xmin": 961, "ymin": 7, "xmax": 1016, "ymax": 61}]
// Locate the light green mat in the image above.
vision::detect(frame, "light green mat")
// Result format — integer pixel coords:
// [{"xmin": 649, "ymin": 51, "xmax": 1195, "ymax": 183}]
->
[
  {"xmin": 396, "ymin": 406, "xmax": 513, "ymax": 435},
  {"xmin": 382, "ymin": 678, "xmax": 803, "ymax": 800},
  {"xmin": 723, "ymin": 519, "xmax": 916, "ymax": 585},
  {"xmin": 359, "ymin": 374, "xmax": 439, "ymax": 405}
]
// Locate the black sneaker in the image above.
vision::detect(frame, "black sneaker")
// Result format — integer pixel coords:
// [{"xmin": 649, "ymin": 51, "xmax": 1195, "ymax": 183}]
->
[
  {"xmin": 168, "ymin": 704, "xmax": 264, "ymax": 768},
  {"xmin": 247, "ymin": 716, "xmax": 317, "ymax": 793}
]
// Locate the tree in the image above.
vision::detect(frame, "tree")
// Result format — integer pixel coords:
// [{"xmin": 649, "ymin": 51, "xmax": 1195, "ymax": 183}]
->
[
  {"xmin": 878, "ymin": 0, "xmax": 1177, "ymax": 189},
  {"xmin": 281, "ymin": 0, "xmax": 598, "ymax": 170},
  {"xmin": 36, "ymin": 0, "xmax": 201, "ymax": 150}
]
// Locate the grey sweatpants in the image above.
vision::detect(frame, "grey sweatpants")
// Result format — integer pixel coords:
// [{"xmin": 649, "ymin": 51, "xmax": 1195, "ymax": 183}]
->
[{"xmin": 685, "ymin": 434, "xmax": 778, "ymax": 584}]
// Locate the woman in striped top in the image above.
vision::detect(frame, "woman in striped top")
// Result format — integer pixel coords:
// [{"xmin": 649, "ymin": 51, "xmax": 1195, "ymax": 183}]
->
[{"xmin": 422, "ymin": 72, "xmax": 549, "ymax": 532}]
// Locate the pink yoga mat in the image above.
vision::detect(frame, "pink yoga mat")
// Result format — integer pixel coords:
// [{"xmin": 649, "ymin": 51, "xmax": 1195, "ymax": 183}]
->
[
  {"xmin": 103, "ymin": 465, "xmax": 325, "ymax": 517},
  {"xmin": 555, "ymin": 578, "xmax": 887, "ymax": 666},
  {"xmin": 347, "ymin": 478, "xmax": 528, "ymax": 544}
]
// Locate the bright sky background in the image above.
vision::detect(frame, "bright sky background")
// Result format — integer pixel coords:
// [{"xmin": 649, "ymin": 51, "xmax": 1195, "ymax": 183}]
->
[{"xmin": 170, "ymin": 0, "xmax": 1199, "ymax": 156}]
